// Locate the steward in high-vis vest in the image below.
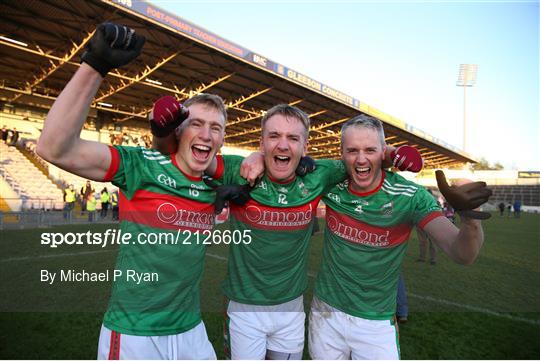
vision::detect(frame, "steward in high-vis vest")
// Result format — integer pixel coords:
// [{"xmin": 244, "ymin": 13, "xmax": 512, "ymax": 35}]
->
[
  {"xmin": 100, "ymin": 187, "xmax": 110, "ymax": 219},
  {"xmin": 110, "ymin": 191, "xmax": 119, "ymax": 221},
  {"xmin": 63, "ymin": 184, "xmax": 76, "ymax": 221},
  {"xmin": 80, "ymin": 180, "xmax": 95, "ymax": 215},
  {"xmin": 86, "ymin": 193, "xmax": 97, "ymax": 222}
]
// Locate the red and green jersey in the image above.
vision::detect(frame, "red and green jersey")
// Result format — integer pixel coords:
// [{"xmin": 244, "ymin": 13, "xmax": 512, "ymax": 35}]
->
[
  {"xmin": 220, "ymin": 156, "xmax": 347, "ymax": 305},
  {"xmin": 315, "ymin": 171, "xmax": 442, "ymax": 320},
  {"xmin": 102, "ymin": 146, "xmax": 224, "ymax": 336}
]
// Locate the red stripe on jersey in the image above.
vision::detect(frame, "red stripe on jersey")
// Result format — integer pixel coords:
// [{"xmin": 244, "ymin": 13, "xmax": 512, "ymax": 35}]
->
[
  {"xmin": 230, "ymin": 196, "xmax": 321, "ymax": 231},
  {"xmin": 418, "ymin": 211, "xmax": 444, "ymax": 229},
  {"xmin": 214, "ymin": 154, "xmax": 224, "ymax": 180},
  {"xmin": 103, "ymin": 146, "xmax": 120, "ymax": 182},
  {"xmin": 267, "ymin": 174, "xmax": 296, "ymax": 184},
  {"xmin": 326, "ymin": 207, "xmax": 412, "ymax": 248},
  {"xmin": 119, "ymin": 189, "xmax": 214, "ymax": 231}
]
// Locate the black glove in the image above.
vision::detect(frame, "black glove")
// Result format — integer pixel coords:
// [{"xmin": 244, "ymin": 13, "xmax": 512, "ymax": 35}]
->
[
  {"xmin": 203, "ymin": 175, "xmax": 253, "ymax": 214},
  {"xmin": 435, "ymin": 170, "xmax": 493, "ymax": 220},
  {"xmin": 295, "ymin": 156, "xmax": 316, "ymax": 176},
  {"xmin": 81, "ymin": 23, "xmax": 146, "ymax": 77}
]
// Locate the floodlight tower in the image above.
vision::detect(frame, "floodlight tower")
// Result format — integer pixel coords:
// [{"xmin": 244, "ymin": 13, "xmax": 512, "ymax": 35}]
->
[{"xmin": 456, "ymin": 64, "xmax": 478, "ymax": 152}]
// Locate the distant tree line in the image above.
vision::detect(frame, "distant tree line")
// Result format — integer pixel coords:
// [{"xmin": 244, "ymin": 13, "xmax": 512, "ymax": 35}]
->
[{"xmin": 470, "ymin": 157, "xmax": 504, "ymax": 171}]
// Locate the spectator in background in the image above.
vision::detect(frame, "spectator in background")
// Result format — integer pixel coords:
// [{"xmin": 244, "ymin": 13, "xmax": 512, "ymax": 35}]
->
[
  {"xmin": 111, "ymin": 190, "xmax": 119, "ymax": 221},
  {"xmin": 63, "ymin": 184, "xmax": 76, "ymax": 221},
  {"xmin": 507, "ymin": 203, "xmax": 512, "ymax": 218},
  {"xmin": 87, "ymin": 193, "xmax": 97, "ymax": 222},
  {"xmin": 396, "ymin": 273, "xmax": 408, "ymax": 324},
  {"xmin": 80, "ymin": 180, "xmax": 95, "ymax": 215},
  {"xmin": 416, "ymin": 227, "xmax": 437, "ymax": 265},
  {"xmin": 100, "ymin": 187, "xmax": 110, "ymax": 219},
  {"xmin": 1, "ymin": 125, "xmax": 8, "ymax": 143},
  {"xmin": 141, "ymin": 134, "xmax": 151, "ymax": 148},
  {"xmin": 513, "ymin": 200, "xmax": 521, "ymax": 218},
  {"xmin": 122, "ymin": 132, "xmax": 130, "ymax": 145},
  {"xmin": 498, "ymin": 202, "xmax": 505, "ymax": 216},
  {"xmin": 8, "ymin": 127, "xmax": 19, "ymax": 146}
]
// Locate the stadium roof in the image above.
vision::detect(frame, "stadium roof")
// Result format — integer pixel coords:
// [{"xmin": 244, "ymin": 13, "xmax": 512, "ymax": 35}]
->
[{"xmin": 0, "ymin": 0, "xmax": 476, "ymax": 167}]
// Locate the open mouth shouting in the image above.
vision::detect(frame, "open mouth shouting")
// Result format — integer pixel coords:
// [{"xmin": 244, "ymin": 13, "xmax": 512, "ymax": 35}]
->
[
  {"xmin": 274, "ymin": 155, "xmax": 291, "ymax": 169},
  {"xmin": 191, "ymin": 144, "xmax": 212, "ymax": 162},
  {"xmin": 355, "ymin": 166, "xmax": 371, "ymax": 178}
]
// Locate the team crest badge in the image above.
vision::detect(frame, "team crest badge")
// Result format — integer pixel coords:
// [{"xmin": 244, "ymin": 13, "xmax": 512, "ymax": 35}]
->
[
  {"xmin": 298, "ymin": 181, "xmax": 309, "ymax": 197},
  {"xmin": 381, "ymin": 202, "xmax": 393, "ymax": 217}
]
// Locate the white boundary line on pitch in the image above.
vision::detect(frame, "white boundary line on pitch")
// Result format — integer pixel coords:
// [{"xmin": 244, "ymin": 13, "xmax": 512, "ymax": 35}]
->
[
  {"xmin": 2, "ymin": 250, "xmax": 538, "ymax": 326},
  {"xmin": 407, "ymin": 293, "xmax": 540, "ymax": 326}
]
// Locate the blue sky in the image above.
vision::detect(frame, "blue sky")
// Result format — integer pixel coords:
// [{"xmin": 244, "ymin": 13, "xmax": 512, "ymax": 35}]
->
[{"xmin": 151, "ymin": 0, "xmax": 539, "ymax": 170}]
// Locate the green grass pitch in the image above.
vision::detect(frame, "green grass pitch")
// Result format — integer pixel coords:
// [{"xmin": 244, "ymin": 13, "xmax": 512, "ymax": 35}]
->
[{"xmin": 1, "ymin": 212, "xmax": 539, "ymax": 359}]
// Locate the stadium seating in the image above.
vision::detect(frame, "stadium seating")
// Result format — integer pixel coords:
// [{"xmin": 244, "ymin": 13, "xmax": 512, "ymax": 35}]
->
[
  {"xmin": 18, "ymin": 139, "xmax": 119, "ymax": 209},
  {"xmin": 489, "ymin": 185, "xmax": 540, "ymax": 206},
  {"xmin": 0, "ymin": 141, "xmax": 64, "ymax": 210}
]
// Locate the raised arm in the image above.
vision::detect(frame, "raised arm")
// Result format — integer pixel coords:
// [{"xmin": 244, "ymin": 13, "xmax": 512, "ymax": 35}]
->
[
  {"xmin": 423, "ymin": 215, "xmax": 483, "ymax": 265},
  {"xmin": 36, "ymin": 23, "xmax": 145, "ymax": 181},
  {"xmin": 424, "ymin": 171, "xmax": 492, "ymax": 265},
  {"xmin": 37, "ymin": 64, "xmax": 111, "ymax": 180}
]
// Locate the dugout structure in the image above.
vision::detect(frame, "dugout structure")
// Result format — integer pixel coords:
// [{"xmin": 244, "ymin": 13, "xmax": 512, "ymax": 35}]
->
[{"xmin": 0, "ymin": 0, "xmax": 475, "ymax": 168}]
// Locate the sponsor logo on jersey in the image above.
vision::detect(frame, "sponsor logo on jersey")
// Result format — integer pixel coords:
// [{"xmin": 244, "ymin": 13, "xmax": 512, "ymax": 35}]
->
[
  {"xmin": 119, "ymin": 190, "xmax": 214, "ymax": 231},
  {"xmin": 231, "ymin": 197, "xmax": 321, "ymax": 230},
  {"xmin": 326, "ymin": 207, "xmax": 411, "ymax": 247},
  {"xmin": 156, "ymin": 202, "xmax": 213, "ymax": 229}
]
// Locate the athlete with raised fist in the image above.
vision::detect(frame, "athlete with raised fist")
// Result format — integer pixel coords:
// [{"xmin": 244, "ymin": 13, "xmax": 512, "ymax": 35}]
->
[
  {"xmin": 37, "ymin": 23, "xmax": 225, "ymax": 359},
  {"xmin": 81, "ymin": 23, "xmax": 146, "ymax": 77},
  {"xmin": 309, "ymin": 115, "xmax": 491, "ymax": 360},
  {"xmin": 150, "ymin": 99, "xmax": 425, "ymax": 359}
]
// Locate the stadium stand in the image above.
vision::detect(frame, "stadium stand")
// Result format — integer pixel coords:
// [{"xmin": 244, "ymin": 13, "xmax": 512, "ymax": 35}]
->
[
  {"xmin": 490, "ymin": 185, "xmax": 540, "ymax": 207},
  {"xmin": 19, "ymin": 138, "xmax": 118, "ymax": 196},
  {"xmin": 0, "ymin": 0, "xmax": 478, "ymax": 168},
  {"xmin": 415, "ymin": 169, "xmax": 540, "ymax": 209},
  {"xmin": 0, "ymin": 167, "xmax": 22, "ymax": 211},
  {"xmin": 0, "ymin": 141, "xmax": 63, "ymax": 210}
]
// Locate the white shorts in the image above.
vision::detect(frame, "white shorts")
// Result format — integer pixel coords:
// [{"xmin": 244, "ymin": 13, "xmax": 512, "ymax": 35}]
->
[
  {"xmin": 308, "ymin": 297, "xmax": 400, "ymax": 360},
  {"xmin": 97, "ymin": 321, "xmax": 216, "ymax": 360},
  {"xmin": 225, "ymin": 296, "xmax": 305, "ymax": 360}
]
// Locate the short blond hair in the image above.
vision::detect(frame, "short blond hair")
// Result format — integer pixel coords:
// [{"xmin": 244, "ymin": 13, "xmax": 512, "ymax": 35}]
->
[
  {"xmin": 184, "ymin": 93, "xmax": 227, "ymax": 122},
  {"xmin": 261, "ymin": 104, "xmax": 310, "ymax": 139}
]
